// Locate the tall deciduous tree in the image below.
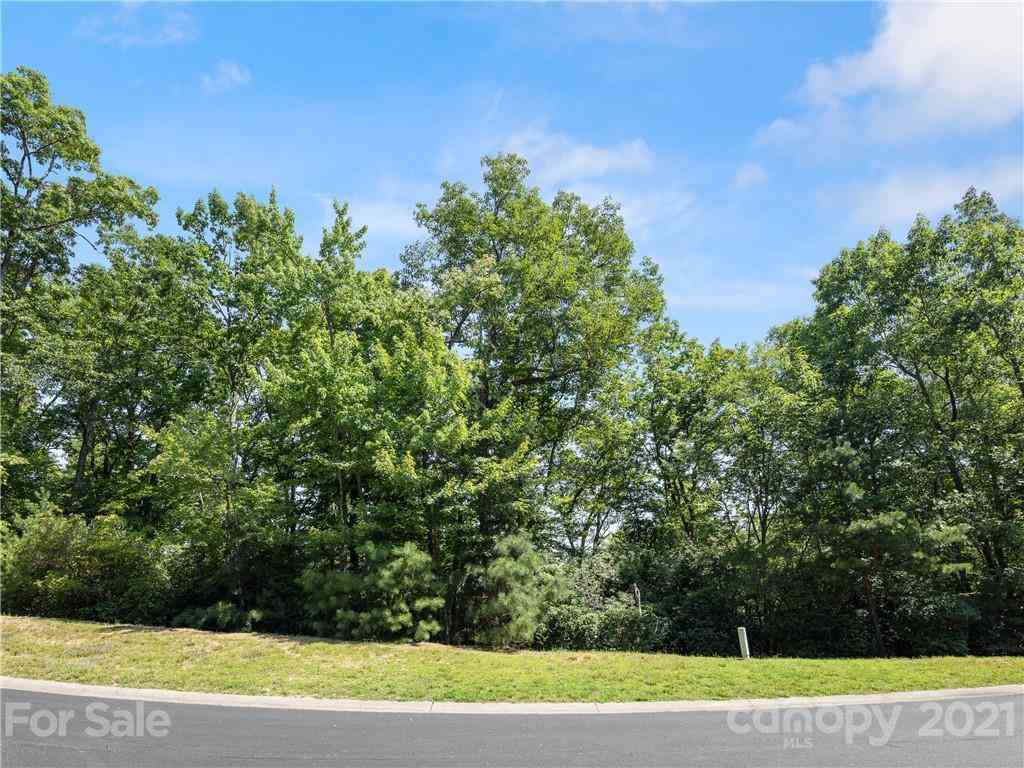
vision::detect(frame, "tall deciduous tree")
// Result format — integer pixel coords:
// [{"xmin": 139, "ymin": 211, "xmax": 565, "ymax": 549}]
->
[
  {"xmin": 1, "ymin": 66, "xmax": 156, "ymax": 298},
  {"xmin": 812, "ymin": 189, "xmax": 1023, "ymax": 637},
  {"xmin": 1, "ymin": 68, "xmax": 158, "ymax": 516}
]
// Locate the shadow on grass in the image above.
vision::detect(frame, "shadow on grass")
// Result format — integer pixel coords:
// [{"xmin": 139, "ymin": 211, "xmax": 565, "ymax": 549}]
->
[
  {"xmin": 90, "ymin": 618, "xmax": 528, "ymax": 656},
  {"xmin": 12, "ymin": 614, "xmax": 683, "ymax": 657},
  {"xmin": 73, "ymin": 617, "xmax": 458, "ymax": 651}
]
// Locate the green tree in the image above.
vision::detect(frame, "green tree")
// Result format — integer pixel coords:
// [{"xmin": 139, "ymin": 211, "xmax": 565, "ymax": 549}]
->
[
  {"xmin": 811, "ymin": 189, "xmax": 1024, "ymax": 643},
  {"xmin": 638, "ymin": 322, "xmax": 738, "ymax": 546},
  {"xmin": 403, "ymin": 155, "xmax": 663, "ymax": 532},
  {"xmin": 1, "ymin": 66, "xmax": 156, "ymax": 298},
  {"xmin": 471, "ymin": 533, "xmax": 564, "ymax": 648},
  {"xmin": 1, "ymin": 67, "xmax": 159, "ymax": 518},
  {"xmin": 263, "ymin": 201, "xmax": 476, "ymax": 575},
  {"xmin": 403, "ymin": 155, "xmax": 662, "ymax": 637},
  {"xmin": 301, "ymin": 541, "xmax": 444, "ymax": 642}
]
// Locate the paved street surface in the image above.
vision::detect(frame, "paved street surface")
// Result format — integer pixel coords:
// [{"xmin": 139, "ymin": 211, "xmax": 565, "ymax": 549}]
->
[{"xmin": 3, "ymin": 688, "xmax": 1021, "ymax": 767}]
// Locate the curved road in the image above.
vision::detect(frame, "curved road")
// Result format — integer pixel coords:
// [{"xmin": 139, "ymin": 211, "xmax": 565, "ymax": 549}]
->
[{"xmin": 3, "ymin": 687, "xmax": 1021, "ymax": 767}]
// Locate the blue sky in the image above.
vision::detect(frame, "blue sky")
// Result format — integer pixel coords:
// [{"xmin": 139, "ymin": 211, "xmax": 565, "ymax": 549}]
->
[{"xmin": 4, "ymin": 2, "xmax": 1022, "ymax": 345}]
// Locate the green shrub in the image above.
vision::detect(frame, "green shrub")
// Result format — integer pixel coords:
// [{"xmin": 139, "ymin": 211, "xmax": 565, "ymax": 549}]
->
[
  {"xmin": 300, "ymin": 542, "xmax": 443, "ymax": 642},
  {"xmin": 1, "ymin": 505, "xmax": 168, "ymax": 623},
  {"xmin": 536, "ymin": 602, "xmax": 600, "ymax": 649},
  {"xmin": 538, "ymin": 591, "xmax": 666, "ymax": 651},
  {"xmin": 471, "ymin": 534, "xmax": 564, "ymax": 648},
  {"xmin": 891, "ymin": 591, "xmax": 979, "ymax": 656},
  {"xmin": 594, "ymin": 598, "xmax": 667, "ymax": 651},
  {"xmin": 968, "ymin": 567, "xmax": 1024, "ymax": 655},
  {"xmin": 661, "ymin": 585, "xmax": 745, "ymax": 655}
]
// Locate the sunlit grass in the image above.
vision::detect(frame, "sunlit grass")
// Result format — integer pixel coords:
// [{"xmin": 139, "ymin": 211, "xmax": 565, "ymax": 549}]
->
[{"xmin": 2, "ymin": 615, "xmax": 1021, "ymax": 702}]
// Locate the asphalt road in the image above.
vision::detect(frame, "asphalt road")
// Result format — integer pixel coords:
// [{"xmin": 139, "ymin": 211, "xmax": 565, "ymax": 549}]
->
[{"xmin": 2, "ymin": 688, "xmax": 1021, "ymax": 768}]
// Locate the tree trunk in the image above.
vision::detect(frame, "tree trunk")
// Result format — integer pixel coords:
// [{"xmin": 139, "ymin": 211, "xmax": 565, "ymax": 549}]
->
[{"xmin": 74, "ymin": 405, "xmax": 96, "ymax": 504}]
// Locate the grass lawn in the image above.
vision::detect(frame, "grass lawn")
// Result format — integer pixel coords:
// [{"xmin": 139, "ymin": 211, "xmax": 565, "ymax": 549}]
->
[{"xmin": 2, "ymin": 615, "xmax": 1021, "ymax": 703}]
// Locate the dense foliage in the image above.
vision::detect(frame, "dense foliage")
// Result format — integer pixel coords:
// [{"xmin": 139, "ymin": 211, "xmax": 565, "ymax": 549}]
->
[{"xmin": 2, "ymin": 68, "xmax": 1021, "ymax": 655}]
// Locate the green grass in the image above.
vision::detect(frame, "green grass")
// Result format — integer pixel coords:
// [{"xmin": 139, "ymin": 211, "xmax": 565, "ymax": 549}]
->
[{"xmin": 2, "ymin": 616, "xmax": 1021, "ymax": 703}]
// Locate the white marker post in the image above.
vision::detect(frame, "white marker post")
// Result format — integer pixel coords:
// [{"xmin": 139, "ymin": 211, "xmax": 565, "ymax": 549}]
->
[{"xmin": 737, "ymin": 626, "xmax": 750, "ymax": 659}]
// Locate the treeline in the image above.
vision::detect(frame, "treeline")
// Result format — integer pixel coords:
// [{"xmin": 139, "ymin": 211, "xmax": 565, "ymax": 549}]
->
[{"xmin": 2, "ymin": 67, "xmax": 1022, "ymax": 656}]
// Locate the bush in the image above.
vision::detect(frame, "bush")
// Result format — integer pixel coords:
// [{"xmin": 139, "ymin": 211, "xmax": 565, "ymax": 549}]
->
[
  {"xmin": 471, "ymin": 534, "xmax": 564, "ymax": 648},
  {"xmin": 661, "ymin": 584, "xmax": 748, "ymax": 656},
  {"xmin": 536, "ymin": 603, "xmax": 600, "ymax": 650},
  {"xmin": 890, "ymin": 590, "xmax": 979, "ymax": 656},
  {"xmin": 300, "ymin": 542, "xmax": 443, "ymax": 642},
  {"xmin": 593, "ymin": 598, "xmax": 667, "ymax": 651},
  {"xmin": 538, "ymin": 593, "xmax": 666, "ymax": 652},
  {"xmin": 1, "ymin": 505, "xmax": 168, "ymax": 623},
  {"xmin": 967, "ymin": 567, "xmax": 1024, "ymax": 655}
]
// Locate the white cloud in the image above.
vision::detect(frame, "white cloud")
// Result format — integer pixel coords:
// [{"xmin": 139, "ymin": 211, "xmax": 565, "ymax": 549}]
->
[
  {"xmin": 831, "ymin": 157, "xmax": 1023, "ymax": 229},
  {"xmin": 76, "ymin": 3, "xmax": 198, "ymax": 47},
  {"xmin": 482, "ymin": 89, "xmax": 504, "ymax": 124},
  {"xmin": 315, "ymin": 124, "xmax": 691, "ymax": 263},
  {"xmin": 733, "ymin": 162, "xmax": 767, "ymax": 190},
  {"xmin": 502, "ymin": 126, "xmax": 654, "ymax": 186},
  {"xmin": 316, "ymin": 176, "xmax": 433, "ymax": 242},
  {"xmin": 618, "ymin": 186, "xmax": 696, "ymax": 238},
  {"xmin": 344, "ymin": 200, "xmax": 421, "ymax": 240},
  {"xmin": 565, "ymin": 180, "xmax": 696, "ymax": 244},
  {"xmin": 557, "ymin": 3, "xmax": 695, "ymax": 47},
  {"xmin": 433, "ymin": 123, "xmax": 685, "ymax": 240},
  {"xmin": 760, "ymin": 2, "xmax": 1023, "ymax": 146},
  {"xmin": 783, "ymin": 265, "xmax": 820, "ymax": 283},
  {"xmin": 667, "ymin": 276, "xmax": 814, "ymax": 314},
  {"xmin": 483, "ymin": 3, "xmax": 701, "ymax": 50},
  {"xmin": 660, "ymin": 255, "xmax": 820, "ymax": 316},
  {"xmin": 201, "ymin": 60, "xmax": 251, "ymax": 95}
]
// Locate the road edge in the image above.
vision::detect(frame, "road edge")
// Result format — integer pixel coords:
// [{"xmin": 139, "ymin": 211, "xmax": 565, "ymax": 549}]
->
[{"xmin": 2, "ymin": 676, "xmax": 1021, "ymax": 715}]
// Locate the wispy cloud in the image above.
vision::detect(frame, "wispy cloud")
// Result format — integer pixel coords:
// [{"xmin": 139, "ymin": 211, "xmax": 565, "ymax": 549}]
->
[
  {"xmin": 759, "ymin": 2, "xmax": 1023, "ymax": 149},
  {"xmin": 492, "ymin": 125, "xmax": 696, "ymax": 244},
  {"xmin": 76, "ymin": 2, "xmax": 198, "ymax": 47},
  {"xmin": 482, "ymin": 89, "xmax": 504, "ymax": 124},
  {"xmin": 553, "ymin": 2, "xmax": 696, "ymax": 47},
  {"xmin": 474, "ymin": 3, "xmax": 703, "ymax": 50},
  {"xmin": 667, "ymin": 275, "xmax": 814, "ymax": 314},
  {"xmin": 316, "ymin": 122, "xmax": 694, "ymax": 272},
  {"xmin": 332, "ymin": 198, "xmax": 421, "ymax": 241},
  {"xmin": 563, "ymin": 179, "xmax": 696, "ymax": 245},
  {"xmin": 317, "ymin": 176, "xmax": 436, "ymax": 243},
  {"xmin": 823, "ymin": 157, "xmax": 1024, "ymax": 230},
  {"xmin": 733, "ymin": 162, "xmax": 767, "ymax": 190},
  {"xmin": 502, "ymin": 126, "xmax": 654, "ymax": 187},
  {"xmin": 201, "ymin": 60, "xmax": 251, "ymax": 95}
]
